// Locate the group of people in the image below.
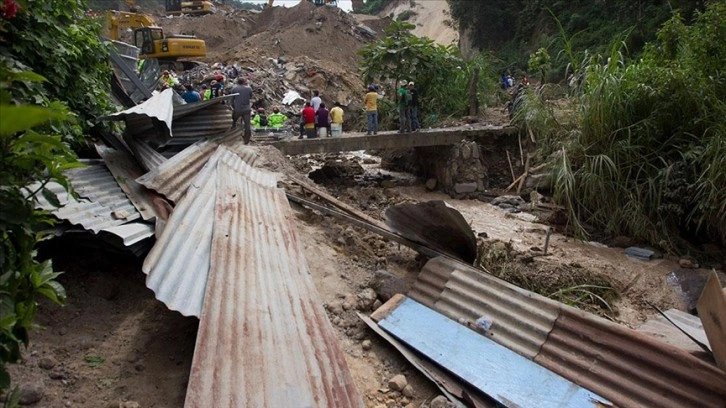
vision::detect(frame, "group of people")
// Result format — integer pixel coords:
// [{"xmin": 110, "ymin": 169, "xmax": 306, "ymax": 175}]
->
[
  {"xmin": 397, "ymin": 80, "xmax": 420, "ymax": 133},
  {"xmin": 299, "ymin": 90, "xmax": 345, "ymax": 139}
]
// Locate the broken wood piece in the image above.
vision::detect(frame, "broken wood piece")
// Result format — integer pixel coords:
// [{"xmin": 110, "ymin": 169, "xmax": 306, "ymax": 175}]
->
[
  {"xmin": 506, "ymin": 150, "xmax": 516, "ymax": 183},
  {"xmin": 696, "ymin": 271, "xmax": 726, "ymax": 371},
  {"xmin": 504, "ymin": 162, "xmax": 546, "ymax": 192},
  {"xmin": 516, "ymin": 153, "xmax": 531, "ymax": 194},
  {"xmin": 373, "ymin": 295, "xmax": 612, "ymax": 408},
  {"xmin": 285, "ymin": 174, "xmax": 388, "ymax": 230}
]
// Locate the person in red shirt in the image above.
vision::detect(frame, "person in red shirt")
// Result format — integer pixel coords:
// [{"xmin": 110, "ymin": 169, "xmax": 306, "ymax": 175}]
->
[{"xmin": 300, "ymin": 102, "xmax": 316, "ymax": 139}]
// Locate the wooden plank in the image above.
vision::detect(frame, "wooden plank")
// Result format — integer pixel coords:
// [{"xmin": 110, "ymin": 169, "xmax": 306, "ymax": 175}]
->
[
  {"xmin": 697, "ymin": 271, "xmax": 726, "ymax": 371},
  {"xmin": 285, "ymin": 175, "xmax": 389, "ymax": 230},
  {"xmin": 370, "ymin": 293, "xmax": 407, "ymax": 322},
  {"xmin": 376, "ymin": 296, "xmax": 612, "ymax": 408}
]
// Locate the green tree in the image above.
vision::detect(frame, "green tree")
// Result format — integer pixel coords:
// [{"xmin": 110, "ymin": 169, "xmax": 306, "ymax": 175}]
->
[
  {"xmin": 0, "ymin": 0, "xmax": 112, "ymax": 145},
  {"xmin": 528, "ymin": 47, "xmax": 551, "ymax": 82}
]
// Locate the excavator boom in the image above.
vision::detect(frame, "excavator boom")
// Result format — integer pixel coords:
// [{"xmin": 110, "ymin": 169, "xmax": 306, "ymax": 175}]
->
[{"xmin": 165, "ymin": 0, "xmax": 216, "ymax": 16}]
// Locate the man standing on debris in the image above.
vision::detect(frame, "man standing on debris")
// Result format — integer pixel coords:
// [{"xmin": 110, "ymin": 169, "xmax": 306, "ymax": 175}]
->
[
  {"xmin": 181, "ymin": 84, "xmax": 201, "ymax": 103},
  {"xmin": 364, "ymin": 85, "xmax": 381, "ymax": 135},
  {"xmin": 230, "ymin": 77, "xmax": 253, "ymax": 144}
]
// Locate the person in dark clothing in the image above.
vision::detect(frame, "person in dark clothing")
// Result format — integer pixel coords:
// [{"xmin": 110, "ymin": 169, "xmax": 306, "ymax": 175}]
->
[
  {"xmin": 230, "ymin": 77, "xmax": 253, "ymax": 144},
  {"xmin": 407, "ymin": 81, "xmax": 420, "ymax": 131},
  {"xmin": 315, "ymin": 102, "xmax": 331, "ymax": 137},
  {"xmin": 181, "ymin": 84, "xmax": 201, "ymax": 103}
]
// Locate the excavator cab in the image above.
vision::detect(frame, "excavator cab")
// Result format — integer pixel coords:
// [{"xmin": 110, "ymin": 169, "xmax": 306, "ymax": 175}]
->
[{"xmin": 134, "ymin": 27, "xmax": 163, "ymax": 55}]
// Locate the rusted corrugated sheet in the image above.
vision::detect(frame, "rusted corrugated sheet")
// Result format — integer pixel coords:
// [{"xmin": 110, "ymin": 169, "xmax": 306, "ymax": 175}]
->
[
  {"xmin": 136, "ymin": 133, "xmax": 258, "ymax": 203},
  {"xmin": 410, "ymin": 257, "xmax": 559, "ymax": 359},
  {"xmin": 141, "ymin": 145, "xmax": 361, "ymax": 405},
  {"xmin": 143, "ymin": 147, "xmax": 274, "ymax": 317},
  {"xmin": 167, "ymin": 103, "xmax": 233, "ymax": 146},
  {"xmin": 95, "ymin": 143, "xmax": 169, "ymax": 222},
  {"xmin": 411, "ymin": 257, "xmax": 726, "ymax": 407},
  {"xmin": 384, "ymin": 200, "xmax": 477, "ymax": 263},
  {"xmin": 536, "ymin": 308, "xmax": 726, "ymax": 407},
  {"xmin": 185, "ymin": 149, "xmax": 361, "ymax": 407}
]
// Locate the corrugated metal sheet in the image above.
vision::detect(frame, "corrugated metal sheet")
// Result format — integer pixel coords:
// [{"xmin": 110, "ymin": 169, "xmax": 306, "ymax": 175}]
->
[
  {"xmin": 136, "ymin": 133, "xmax": 258, "ymax": 203},
  {"xmin": 411, "ymin": 257, "xmax": 726, "ymax": 407},
  {"xmin": 103, "ymin": 88, "xmax": 176, "ymax": 138},
  {"xmin": 167, "ymin": 103, "xmax": 233, "ymax": 145},
  {"xmin": 410, "ymin": 256, "xmax": 559, "ymax": 359},
  {"xmin": 28, "ymin": 164, "xmax": 154, "ymax": 248},
  {"xmin": 142, "ymin": 147, "xmax": 274, "ymax": 317},
  {"xmin": 141, "ymin": 146, "xmax": 362, "ymax": 406},
  {"xmin": 536, "ymin": 308, "xmax": 726, "ymax": 407},
  {"xmin": 185, "ymin": 150, "xmax": 361, "ymax": 407},
  {"xmin": 95, "ymin": 143, "xmax": 169, "ymax": 221},
  {"xmin": 124, "ymin": 134, "xmax": 168, "ymax": 172}
]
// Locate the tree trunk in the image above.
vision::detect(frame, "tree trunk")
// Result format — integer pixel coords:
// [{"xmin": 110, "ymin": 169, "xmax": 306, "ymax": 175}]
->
[{"xmin": 468, "ymin": 67, "xmax": 479, "ymax": 116}]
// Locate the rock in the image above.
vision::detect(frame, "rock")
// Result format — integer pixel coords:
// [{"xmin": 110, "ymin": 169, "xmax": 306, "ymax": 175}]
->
[
  {"xmin": 370, "ymin": 270, "xmax": 406, "ymax": 302},
  {"xmin": 454, "ymin": 182, "xmax": 478, "ymax": 194},
  {"xmin": 387, "ymin": 374, "xmax": 407, "ymax": 391},
  {"xmin": 491, "ymin": 195, "xmax": 525, "ymax": 207},
  {"xmin": 361, "ymin": 340, "xmax": 372, "ymax": 351},
  {"xmin": 372, "ymin": 299, "xmax": 382, "ymax": 310},
  {"xmin": 38, "ymin": 357, "xmax": 57, "ymax": 370},
  {"xmin": 402, "ymin": 384, "xmax": 414, "ymax": 398},
  {"xmin": 679, "ymin": 257, "xmax": 699, "ymax": 269},
  {"xmin": 19, "ymin": 382, "xmax": 44, "ymax": 405},
  {"xmin": 430, "ymin": 395, "xmax": 455, "ymax": 408},
  {"xmin": 425, "ymin": 178, "xmax": 437, "ymax": 191}
]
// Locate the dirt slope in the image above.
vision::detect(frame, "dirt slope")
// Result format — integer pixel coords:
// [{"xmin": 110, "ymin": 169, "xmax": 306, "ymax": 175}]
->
[{"xmin": 380, "ymin": 0, "xmax": 457, "ymax": 46}]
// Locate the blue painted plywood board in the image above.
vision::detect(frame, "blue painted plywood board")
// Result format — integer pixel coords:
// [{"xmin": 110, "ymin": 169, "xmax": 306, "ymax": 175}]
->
[{"xmin": 376, "ymin": 297, "xmax": 611, "ymax": 408}]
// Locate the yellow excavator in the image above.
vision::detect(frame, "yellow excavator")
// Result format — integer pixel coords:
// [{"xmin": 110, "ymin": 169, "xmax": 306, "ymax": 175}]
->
[
  {"xmin": 165, "ymin": 0, "xmax": 216, "ymax": 16},
  {"xmin": 266, "ymin": 0, "xmax": 337, "ymax": 7},
  {"xmin": 106, "ymin": 9, "xmax": 206, "ymax": 70}
]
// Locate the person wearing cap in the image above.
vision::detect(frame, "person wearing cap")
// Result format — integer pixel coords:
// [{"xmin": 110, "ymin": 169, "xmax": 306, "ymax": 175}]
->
[
  {"xmin": 251, "ymin": 107, "xmax": 268, "ymax": 129},
  {"xmin": 397, "ymin": 80, "xmax": 412, "ymax": 133},
  {"xmin": 201, "ymin": 83, "xmax": 213, "ymax": 100},
  {"xmin": 364, "ymin": 85, "xmax": 381, "ymax": 135},
  {"xmin": 407, "ymin": 81, "xmax": 420, "ymax": 131},
  {"xmin": 268, "ymin": 106, "xmax": 287, "ymax": 129}
]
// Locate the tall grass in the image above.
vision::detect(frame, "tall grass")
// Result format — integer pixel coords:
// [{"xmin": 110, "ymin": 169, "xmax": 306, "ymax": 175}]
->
[{"xmin": 516, "ymin": 3, "xmax": 726, "ymax": 252}]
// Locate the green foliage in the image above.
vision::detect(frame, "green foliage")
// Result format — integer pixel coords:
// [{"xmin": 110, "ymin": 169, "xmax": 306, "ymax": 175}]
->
[
  {"xmin": 359, "ymin": 21, "xmax": 496, "ymax": 125},
  {"xmin": 528, "ymin": 47, "xmax": 551, "ymax": 82},
  {"xmin": 519, "ymin": 3, "xmax": 726, "ymax": 252},
  {"xmin": 0, "ymin": 62, "xmax": 77, "ymax": 392},
  {"xmin": 447, "ymin": 0, "xmax": 706, "ymax": 81},
  {"xmin": 0, "ymin": 0, "xmax": 112, "ymax": 145},
  {"xmin": 359, "ymin": 0, "xmax": 391, "ymax": 15}
]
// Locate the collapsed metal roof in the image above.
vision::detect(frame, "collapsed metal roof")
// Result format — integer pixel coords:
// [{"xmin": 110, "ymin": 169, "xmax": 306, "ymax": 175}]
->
[
  {"xmin": 410, "ymin": 257, "xmax": 726, "ymax": 407},
  {"xmin": 139, "ymin": 146, "xmax": 363, "ymax": 406},
  {"xmin": 136, "ymin": 132, "xmax": 258, "ymax": 204}
]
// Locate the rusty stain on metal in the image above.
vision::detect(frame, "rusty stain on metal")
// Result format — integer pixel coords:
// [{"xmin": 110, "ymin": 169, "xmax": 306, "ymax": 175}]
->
[
  {"xmin": 411, "ymin": 256, "xmax": 726, "ymax": 407},
  {"xmin": 170, "ymin": 148, "xmax": 363, "ymax": 407}
]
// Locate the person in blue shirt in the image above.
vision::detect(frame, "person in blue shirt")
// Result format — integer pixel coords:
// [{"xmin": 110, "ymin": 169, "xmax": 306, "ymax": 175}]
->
[{"xmin": 181, "ymin": 84, "xmax": 201, "ymax": 103}]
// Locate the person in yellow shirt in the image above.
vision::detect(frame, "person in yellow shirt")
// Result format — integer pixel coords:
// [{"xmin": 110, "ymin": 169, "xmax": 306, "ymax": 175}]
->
[
  {"xmin": 330, "ymin": 102, "xmax": 344, "ymax": 137},
  {"xmin": 364, "ymin": 85, "xmax": 382, "ymax": 135}
]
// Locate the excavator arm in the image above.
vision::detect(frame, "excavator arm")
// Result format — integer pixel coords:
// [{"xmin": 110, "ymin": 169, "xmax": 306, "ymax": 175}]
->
[{"xmin": 107, "ymin": 10, "xmax": 156, "ymax": 41}]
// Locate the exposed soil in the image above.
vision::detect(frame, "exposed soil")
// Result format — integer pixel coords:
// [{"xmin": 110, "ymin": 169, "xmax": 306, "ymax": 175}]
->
[{"xmin": 4, "ymin": 2, "xmax": 705, "ymax": 407}]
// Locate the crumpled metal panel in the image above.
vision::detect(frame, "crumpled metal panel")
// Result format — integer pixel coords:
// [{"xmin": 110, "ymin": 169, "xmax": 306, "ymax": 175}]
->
[
  {"xmin": 103, "ymin": 88, "xmax": 176, "ymax": 139},
  {"xmin": 411, "ymin": 257, "xmax": 726, "ymax": 407},
  {"xmin": 124, "ymin": 134, "xmax": 168, "ymax": 172},
  {"xmin": 28, "ymin": 163, "xmax": 154, "ymax": 248},
  {"xmin": 95, "ymin": 143, "xmax": 169, "ymax": 222},
  {"xmin": 410, "ymin": 256, "xmax": 559, "ymax": 359},
  {"xmin": 136, "ymin": 133, "xmax": 258, "ymax": 203},
  {"xmin": 168, "ymin": 103, "xmax": 233, "ymax": 145},
  {"xmin": 142, "ymin": 147, "xmax": 275, "ymax": 317},
  {"xmin": 637, "ymin": 308, "xmax": 711, "ymax": 356},
  {"xmin": 183, "ymin": 149, "xmax": 362, "ymax": 407},
  {"xmin": 536, "ymin": 308, "xmax": 726, "ymax": 407},
  {"xmin": 384, "ymin": 200, "xmax": 477, "ymax": 263}
]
